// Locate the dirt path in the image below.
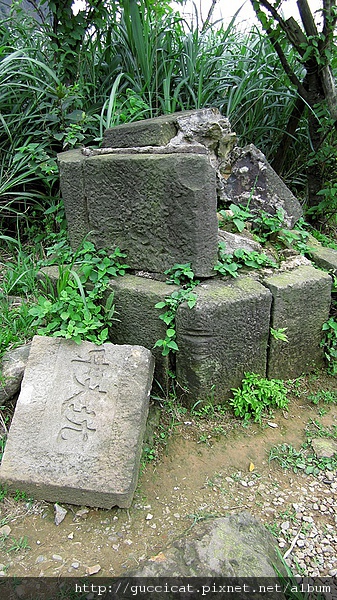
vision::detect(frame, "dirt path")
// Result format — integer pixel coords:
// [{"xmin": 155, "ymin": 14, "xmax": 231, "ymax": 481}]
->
[{"xmin": 0, "ymin": 371, "xmax": 337, "ymax": 578}]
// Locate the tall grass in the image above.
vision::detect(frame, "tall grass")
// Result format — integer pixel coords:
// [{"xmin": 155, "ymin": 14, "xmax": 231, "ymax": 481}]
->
[{"xmin": 0, "ymin": 0, "xmax": 321, "ymax": 237}]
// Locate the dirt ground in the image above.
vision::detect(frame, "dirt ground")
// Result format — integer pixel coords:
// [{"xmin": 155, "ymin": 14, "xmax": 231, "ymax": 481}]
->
[{"xmin": 0, "ymin": 370, "xmax": 337, "ymax": 579}]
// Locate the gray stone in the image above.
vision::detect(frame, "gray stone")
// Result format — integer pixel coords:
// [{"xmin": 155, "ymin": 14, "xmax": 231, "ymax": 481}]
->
[
  {"xmin": 107, "ymin": 274, "xmax": 178, "ymax": 393},
  {"xmin": 59, "ymin": 150, "xmax": 218, "ymax": 277},
  {"xmin": 127, "ymin": 512, "xmax": 287, "ymax": 579},
  {"xmin": 224, "ymin": 144, "xmax": 303, "ymax": 227},
  {"xmin": 176, "ymin": 277, "xmax": 272, "ymax": 403},
  {"xmin": 311, "ymin": 438, "xmax": 337, "ymax": 458},
  {"xmin": 309, "ymin": 245, "xmax": 337, "ymax": 275},
  {"xmin": 102, "ymin": 108, "xmax": 233, "ymax": 151},
  {"xmin": 0, "ymin": 336, "xmax": 154, "ymax": 509},
  {"xmin": 218, "ymin": 229, "xmax": 264, "ymax": 254},
  {"xmin": 264, "ymin": 266, "xmax": 331, "ymax": 379},
  {"xmin": 57, "ymin": 149, "xmax": 89, "ymax": 249},
  {"xmin": 54, "ymin": 504, "xmax": 68, "ymax": 526},
  {"xmin": 0, "ymin": 343, "xmax": 31, "ymax": 403},
  {"xmin": 103, "ymin": 112, "xmax": 179, "ymax": 148}
]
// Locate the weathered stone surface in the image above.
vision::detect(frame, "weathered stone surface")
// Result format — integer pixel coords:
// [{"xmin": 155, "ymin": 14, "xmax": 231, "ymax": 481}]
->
[
  {"xmin": 224, "ymin": 144, "xmax": 303, "ymax": 227},
  {"xmin": 218, "ymin": 229, "xmax": 264, "ymax": 254},
  {"xmin": 86, "ymin": 153, "xmax": 218, "ymax": 276},
  {"xmin": 102, "ymin": 108, "xmax": 234, "ymax": 151},
  {"xmin": 107, "ymin": 274, "xmax": 177, "ymax": 393},
  {"xmin": 126, "ymin": 512, "xmax": 287, "ymax": 579},
  {"xmin": 57, "ymin": 149, "xmax": 88, "ymax": 249},
  {"xmin": 59, "ymin": 150, "xmax": 218, "ymax": 277},
  {"xmin": 309, "ymin": 245, "xmax": 337, "ymax": 275},
  {"xmin": 264, "ymin": 266, "xmax": 331, "ymax": 379},
  {"xmin": 103, "ymin": 112, "xmax": 178, "ymax": 148},
  {"xmin": 0, "ymin": 343, "xmax": 31, "ymax": 403},
  {"xmin": 311, "ymin": 438, "xmax": 337, "ymax": 459},
  {"xmin": 176, "ymin": 277, "xmax": 272, "ymax": 403},
  {"xmin": 0, "ymin": 336, "xmax": 154, "ymax": 508}
]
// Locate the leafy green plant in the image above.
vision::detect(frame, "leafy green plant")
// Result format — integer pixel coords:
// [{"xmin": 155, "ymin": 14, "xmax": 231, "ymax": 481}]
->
[
  {"xmin": 269, "ymin": 442, "xmax": 337, "ymax": 475},
  {"xmin": 308, "ymin": 390, "xmax": 337, "ymax": 405},
  {"xmin": 321, "ymin": 317, "xmax": 337, "ymax": 375},
  {"xmin": 214, "ymin": 242, "xmax": 277, "ymax": 278},
  {"xmin": 29, "ymin": 242, "xmax": 128, "ymax": 345},
  {"xmin": 218, "ymin": 203, "xmax": 253, "ymax": 233},
  {"xmin": 154, "ymin": 263, "xmax": 198, "ymax": 357},
  {"xmin": 270, "ymin": 327, "xmax": 289, "ymax": 343},
  {"xmin": 230, "ymin": 372, "xmax": 289, "ymax": 423}
]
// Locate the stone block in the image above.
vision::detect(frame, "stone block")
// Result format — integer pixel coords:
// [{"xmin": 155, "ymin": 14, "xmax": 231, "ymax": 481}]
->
[
  {"xmin": 264, "ymin": 266, "xmax": 331, "ymax": 379},
  {"xmin": 175, "ymin": 277, "xmax": 272, "ymax": 403},
  {"xmin": 224, "ymin": 144, "xmax": 302, "ymax": 227},
  {"xmin": 57, "ymin": 149, "xmax": 88, "ymax": 249},
  {"xmin": 309, "ymin": 246, "xmax": 337, "ymax": 275},
  {"xmin": 0, "ymin": 336, "xmax": 154, "ymax": 509},
  {"xmin": 84, "ymin": 152, "xmax": 218, "ymax": 277},
  {"xmin": 107, "ymin": 275, "xmax": 177, "ymax": 393},
  {"xmin": 103, "ymin": 113, "xmax": 178, "ymax": 148}
]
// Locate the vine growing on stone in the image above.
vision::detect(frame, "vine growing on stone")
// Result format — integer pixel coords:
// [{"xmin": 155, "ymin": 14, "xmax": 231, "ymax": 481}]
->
[{"xmin": 154, "ymin": 263, "xmax": 198, "ymax": 357}]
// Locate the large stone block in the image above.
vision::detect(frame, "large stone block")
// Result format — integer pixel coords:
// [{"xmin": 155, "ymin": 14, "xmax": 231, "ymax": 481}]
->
[
  {"xmin": 264, "ymin": 266, "xmax": 331, "ymax": 379},
  {"xmin": 224, "ymin": 144, "xmax": 302, "ymax": 227},
  {"xmin": 58, "ymin": 150, "xmax": 218, "ymax": 277},
  {"xmin": 309, "ymin": 246, "xmax": 337, "ymax": 276},
  {"xmin": 175, "ymin": 277, "xmax": 272, "ymax": 403},
  {"xmin": 57, "ymin": 149, "xmax": 88, "ymax": 249},
  {"xmin": 107, "ymin": 275, "xmax": 178, "ymax": 393},
  {"xmin": 0, "ymin": 336, "xmax": 154, "ymax": 509}
]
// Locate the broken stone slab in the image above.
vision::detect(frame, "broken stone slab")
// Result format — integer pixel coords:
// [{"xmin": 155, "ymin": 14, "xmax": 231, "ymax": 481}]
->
[
  {"xmin": 224, "ymin": 144, "xmax": 303, "ymax": 227},
  {"xmin": 218, "ymin": 229, "xmax": 264, "ymax": 254},
  {"xmin": 126, "ymin": 512, "xmax": 288, "ymax": 579},
  {"xmin": 264, "ymin": 265, "xmax": 331, "ymax": 380},
  {"xmin": 0, "ymin": 336, "xmax": 154, "ymax": 509},
  {"xmin": 175, "ymin": 277, "xmax": 272, "ymax": 403},
  {"xmin": 0, "ymin": 343, "xmax": 31, "ymax": 403},
  {"xmin": 106, "ymin": 274, "xmax": 178, "ymax": 394},
  {"xmin": 309, "ymin": 245, "xmax": 337, "ymax": 275},
  {"xmin": 311, "ymin": 438, "xmax": 337, "ymax": 459},
  {"xmin": 58, "ymin": 150, "xmax": 218, "ymax": 277},
  {"xmin": 102, "ymin": 108, "xmax": 234, "ymax": 151}
]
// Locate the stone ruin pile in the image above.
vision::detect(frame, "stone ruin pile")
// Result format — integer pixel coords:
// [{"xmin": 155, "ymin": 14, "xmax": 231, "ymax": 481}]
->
[
  {"xmin": 1, "ymin": 109, "xmax": 336, "ymax": 510},
  {"xmin": 58, "ymin": 108, "xmax": 332, "ymax": 398}
]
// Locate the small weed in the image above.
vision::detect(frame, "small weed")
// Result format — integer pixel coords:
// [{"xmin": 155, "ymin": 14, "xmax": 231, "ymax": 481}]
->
[
  {"xmin": 154, "ymin": 263, "xmax": 198, "ymax": 357},
  {"xmin": 218, "ymin": 203, "xmax": 253, "ymax": 233},
  {"xmin": 305, "ymin": 418, "xmax": 337, "ymax": 440},
  {"xmin": 230, "ymin": 372, "xmax": 288, "ymax": 423},
  {"xmin": 268, "ymin": 442, "xmax": 337, "ymax": 475},
  {"xmin": 270, "ymin": 327, "xmax": 289, "ymax": 342},
  {"xmin": 214, "ymin": 242, "xmax": 277, "ymax": 278},
  {"xmin": 13, "ymin": 490, "xmax": 28, "ymax": 502},
  {"xmin": 0, "ymin": 485, "xmax": 7, "ymax": 502},
  {"xmin": 321, "ymin": 317, "xmax": 337, "ymax": 374},
  {"xmin": 7, "ymin": 535, "xmax": 30, "ymax": 552},
  {"xmin": 308, "ymin": 389, "xmax": 337, "ymax": 405}
]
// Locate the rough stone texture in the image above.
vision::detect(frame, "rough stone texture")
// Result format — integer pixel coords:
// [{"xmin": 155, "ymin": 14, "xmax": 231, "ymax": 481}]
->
[
  {"xmin": 0, "ymin": 343, "xmax": 31, "ymax": 403},
  {"xmin": 264, "ymin": 266, "xmax": 331, "ymax": 380},
  {"xmin": 126, "ymin": 512, "xmax": 287, "ymax": 579},
  {"xmin": 102, "ymin": 108, "xmax": 234, "ymax": 151},
  {"xmin": 311, "ymin": 438, "xmax": 337, "ymax": 458},
  {"xmin": 0, "ymin": 336, "xmax": 154, "ymax": 509},
  {"xmin": 309, "ymin": 245, "xmax": 337, "ymax": 275},
  {"xmin": 218, "ymin": 229, "xmax": 264, "ymax": 254},
  {"xmin": 103, "ymin": 112, "xmax": 179, "ymax": 148},
  {"xmin": 57, "ymin": 149, "xmax": 88, "ymax": 249},
  {"xmin": 224, "ymin": 144, "xmax": 303, "ymax": 227},
  {"xmin": 107, "ymin": 274, "xmax": 177, "ymax": 393},
  {"xmin": 59, "ymin": 150, "xmax": 218, "ymax": 277},
  {"xmin": 176, "ymin": 277, "xmax": 272, "ymax": 403}
]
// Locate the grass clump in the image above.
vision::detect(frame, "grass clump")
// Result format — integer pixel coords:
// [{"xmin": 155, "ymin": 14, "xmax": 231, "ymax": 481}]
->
[{"xmin": 230, "ymin": 372, "xmax": 289, "ymax": 423}]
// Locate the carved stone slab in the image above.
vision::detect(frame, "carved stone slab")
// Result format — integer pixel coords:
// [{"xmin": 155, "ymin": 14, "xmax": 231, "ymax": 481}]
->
[{"xmin": 0, "ymin": 336, "xmax": 154, "ymax": 508}]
